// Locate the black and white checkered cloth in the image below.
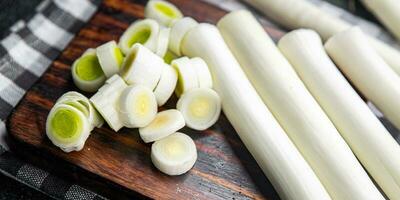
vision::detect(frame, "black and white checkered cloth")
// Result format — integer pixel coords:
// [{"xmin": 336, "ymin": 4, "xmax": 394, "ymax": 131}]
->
[{"xmin": 0, "ymin": 0, "xmax": 106, "ymax": 199}]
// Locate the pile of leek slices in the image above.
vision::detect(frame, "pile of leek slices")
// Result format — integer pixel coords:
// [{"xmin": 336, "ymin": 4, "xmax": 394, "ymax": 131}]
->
[{"xmin": 46, "ymin": 0, "xmax": 221, "ymax": 176}]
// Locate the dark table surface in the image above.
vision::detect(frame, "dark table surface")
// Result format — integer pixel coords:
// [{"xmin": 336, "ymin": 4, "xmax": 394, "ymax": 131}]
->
[{"xmin": 0, "ymin": 0, "xmax": 377, "ymax": 199}]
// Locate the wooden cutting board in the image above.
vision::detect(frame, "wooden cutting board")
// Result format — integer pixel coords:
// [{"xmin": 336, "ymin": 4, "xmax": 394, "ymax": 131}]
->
[{"xmin": 7, "ymin": 0, "xmax": 285, "ymax": 199}]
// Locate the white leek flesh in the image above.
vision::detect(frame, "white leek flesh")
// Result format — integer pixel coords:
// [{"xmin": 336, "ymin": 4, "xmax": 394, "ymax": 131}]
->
[
  {"xmin": 90, "ymin": 75, "xmax": 128, "ymax": 131},
  {"xmin": 153, "ymin": 64, "xmax": 178, "ymax": 106},
  {"xmin": 362, "ymin": 0, "xmax": 400, "ymax": 41},
  {"xmin": 190, "ymin": 57, "xmax": 213, "ymax": 88},
  {"xmin": 279, "ymin": 29, "xmax": 400, "ymax": 200},
  {"xmin": 118, "ymin": 85, "xmax": 158, "ymax": 128},
  {"xmin": 155, "ymin": 27, "xmax": 171, "ymax": 57},
  {"xmin": 151, "ymin": 132, "xmax": 197, "ymax": 176},
  {"xmin": 118, "ymin": 19, "xmax": 160, "ymax": 55},
  {"xmin": 120, "ymin": 43, "xmax": 163, "ymax": 90},
  {"xmin": 71, "ymin": 49, "xmax": 106, "ymax": 93},
  {"xmin": 325, "ymin": 27, "xmax": 400, "ymax": 134},
  {"xmin": 144, "ymin": 0, "xmax": 183, "ymax": 27},
  {"xmin": 177, "ymin": 88, "xmax": 221, "ymax": 131},
  {"xmin": 169, "ymin": 17, "xmax": 198, "ymax": 56},
  {"xmin": 242, "ymin": 0, "xmax": 400, "ymax": 77},
  {"xmin": 139, "ymin": 109, "xmax": 185, "ymax": 143},
  {"xmin": 46, "ymin": 104, "xmax": 91, "ymax": 152},
  {"xmin": 182, "ymin": 23, "xmax": 331, "ymax": 200},
  {"xmin": 96, "ymin": 41, "xmax": 124, "ymax": 78},
  {"xmin": 171, "ymin": 57, "xmax": 198, "ymax": 97},
  {"xmin": 217, "ymin": 10, "xmax": 383, "ymax": 200}
]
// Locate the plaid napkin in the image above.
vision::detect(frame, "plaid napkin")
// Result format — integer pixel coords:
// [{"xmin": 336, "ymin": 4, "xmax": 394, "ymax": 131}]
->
[{"xmin": 0, "ymin": 0, "xmax": 106, "ymax": 199}]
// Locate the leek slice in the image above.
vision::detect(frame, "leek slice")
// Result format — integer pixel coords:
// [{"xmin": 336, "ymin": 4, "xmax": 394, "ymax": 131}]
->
[
  {"xmin": 153, "ymin": 64, "xmax": 178, "ymax": 106},
  {"xmin": 151, "ymin": 132, "xmax": 196, "ymax": 175},
  {"xmin": 163, "ymin": 50, "xmax": 177, "ymax": 64},
  {"xmin": 71, "ymin": 48, "xmax": 106, "ymax": 93},
  {"xmin": 181, "ymin": 23, "xmax": 331, "ymax": 200},
  {"xmin": 90, "ymin": 75, "xmax": 128, "ymax": 131},
  {"xmin": 118, "ymin": 85, "xmax": 158, "ymax": 128},
  {"xmin": 120, "ymin": 43, "xmax": 163, "ymax": 90},
  {"xmin": 171, "ymin": 57, "xmax": 198, "ymax": 97},
  {"xmin": 118, "ymin": 19, "xmax": 160, "ymax": 55},
  {"xmin": 279, "ymin": 29, "xmax": 400, "ymax": 200},
  {"xmin": 325, "ymin": 27, "xmax": 400, "ymax": 133},
  {"xmin": 169, "ymin": 17, "xmax": 198, "ymax": 56},
  {"xmin": 190, "ymin": 57, "xmax": 212, "ymax": 88},
  {"xmin": 56, "ymin": 91, "xmax": 104, "ymax": 128},
  {"xmin": 218, "ymin": 10, "xmax": 383, "ymax": 200},
  {"xmin": 96, "ymin": 41, "xmax": 124, "ymax": 78},
  {"xmin": 145, "ymin": 0, "xmax": 183, "ymax": 27},
  {"xmin": 46, "ymin": 104, "xmax": 91, "ymax": 152},
  {"xmin": 155, "ymin": 27, "xmax": 170, "ymax": 57},
  {"xmin": 139, "ymin": 109, "xmax": 185, "ymax": 143},
  {"xmin": 177, "ymin": 88, "xmax": 221, "ymax": 131}
]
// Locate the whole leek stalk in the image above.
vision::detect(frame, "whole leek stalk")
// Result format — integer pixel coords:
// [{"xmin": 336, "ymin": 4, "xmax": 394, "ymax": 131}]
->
[{"xmin": 217, "ymin": 10, "xmax": 384, "ymax": 200}]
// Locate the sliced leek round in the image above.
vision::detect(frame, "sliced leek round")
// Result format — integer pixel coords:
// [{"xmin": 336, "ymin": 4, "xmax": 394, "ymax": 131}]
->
[
  {"xmin": 56, "ymin": 91, "xmax": 104, "ymax": 128},
  {"xmin": 151, "ymin": 132, "xmax": 197, "ymax": 175},
  {"xmin": 120, "ymin": 43, "xmax": 163, "ymax": 90},
  {"xmin": 96, "ymin": 41, "xmax": 124, "ymax": 78},
  {"xmin": 190, "ymin": 57, "xmax": 212, "ymax": 88},
  {"xmin": 46, "ymin": 104, "xmax": 91, "ymax": 152},
  {"xmin": 139, "ymin": 109, "xmax": 185, "ymax": 143},
  {"xmin": 144, "ymin": 0, "xmax": 183, "ymax": 27},
  {"xmin": 155, "ymin": 27, "xmax": 170, "ymax": 57},
  {"xmin": 71, "ymin": 48, "xmax": 106, "ymax": 93},
  {"xmin": 118, "ymin": 19, "xmax": 160, "ymax": 55},
  {"xmin": 171, "ymin": 57, "xmax": 198, "ymax": 97},
  {"xmin": 90, "ymin": 75, "xmax": 128, "ymax": 132},
  {"xmin": 118, "ymin": 85, "xmax": 158, "ymax": 128},
  {"xmin": 177, "ymin": 88, "xmax": 221, "ymax": 131},
  {"xmin": 163, "ymin": 50, "xmax": 178, "ymax": 64},
  {"xmin": 153, "ymin": 64, "xmax": 178, "ymax": 106},
  {"xmin": 169, "ymin": 17, "xmax": 198, "ymax": 56}
]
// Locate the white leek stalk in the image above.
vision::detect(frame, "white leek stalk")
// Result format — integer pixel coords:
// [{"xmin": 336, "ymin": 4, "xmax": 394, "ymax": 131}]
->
[
  {"xmin": 171, "ymin": 57, "xmax": 198, "ymax": 96},
  {"xmin": 362, "ymin": 0, "xmax": 400, "ymax": 41},
  {"xmin": 120, "ymin": 43, "xmax": 163, "ymax": 90},
  {"xmin": 182, "ymin": 23, "xmax": 331, "ymax": 200},
  {"xmin": 139, "ymin": 109, "xmax": 185, "ymax": 143},
  {"xmin": 96, "ymin": 41, "xmax": 124, "ymax": 78},
  {"xmin": 46, "ymin": 104, "xmax": 91, "ymax": 152},
  {"xmin": 190, "ymin": 57, "xmax": 212, "ymax": 88},
  {"xmin": 243, "ymin": 0, "xmax": 400, "ymax": 76},
  {"xmin": 279, "ymin": 29, "xmax": 400, "ymax": 200},
  {"xmin": 153, "ymin": 64, "xmax": 178, "ymax": 106},
  {"xmin": 71, "ymin": 49, "xmax": 106, "ymax": 93},
  {"xmin": 169, "ymin": 17, "xmax": 198, "ymax": 56},
  {"xmin": 118, "ymin": 19, "xmax": 160, "ymax": 55},
  {"xmin": 177, "ymin": 88, "xmax": 221, "ymax": 131},
  {"xmin": 151, "ymin": 132, "xmax": 197, "ymax": 175},
  {"xmin": 325, "ymin": 27, "xmax": 400, "ymax": 132},
  {"xmin": 217, "ymin": 10, "xmax": 383, "ymax": 200},
  {"xmin": 144, "ymin": 0, "xmax": 183, "ymax": 27},
  {"xmin": 118, "ymin": 85, "xmax": 158, "ymax": 128},
  {"xmin": 90, "ymin": 75, "xmax": 128, "ymax": 131},
  {"xmin": 155, "ymin": 27, "xmax": 170, "ymax": 57}
]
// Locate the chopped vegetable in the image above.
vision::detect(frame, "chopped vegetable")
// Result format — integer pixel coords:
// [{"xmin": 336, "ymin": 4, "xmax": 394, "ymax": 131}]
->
[
  {"xmin": 163, "ymin": 50, "xmax": 177, "ymax": 64},
  {"xmin": 153, "ymin": 64, "xmax": 178, "ymax": 106},
  {"xmin": 279, "ymin": 29, "xmax": 400, "ymax": 200},
  {"xmin": 118, "ymin": 19, "xmax": 160, "ymax": 55},
  {"xmin": 155, "ymin": 27, "xmax": 171, "ymax": 57},
  {"xmin": 120, "ymin": 43, "xmax": 163, "ymax": 90},
  {"xmin": 118, "ymin": 85, "xmax": 158, "ymax": 128},
  {"xmin": 151, "ymin": 132, "xmax": 197, "ymax": 176},
  {"xmin": 169, "ymin": 17, "xmax": 198, "ymax": 56},
  {"xmin": 144, "ymin": 0, "xmax": 183, "ymax": 27},
  {"xmin": 90, "ymin": 75, "xmax": 128, "ymax": 132},
  {"xmin": 177, "ymin": 88, "xmax": 221, "ymax": 131},
  {"xmin": 217, "ymin": 10, "xmax": 383, "ymax": 200},
  {"xmin": 71, "ymin": 49, "xmax": 106, "ymax": 92},
  {"xmin": 139, "ymin": 109, "xmax": 185, "ymax": 143},
  {"xmin": 181, "ymin": 23, "xmax": 331, "ymax": 199},
  {"xmin": 190, "ymin": 57, "xmax": 212, "ymax": 88},
  {"xmin": 172, "ymin": 57, "xmax": 198, "ymax": 97},
  {"xmin": 96, "ymin": 41, "xmax": 124, "ymax": 78}
]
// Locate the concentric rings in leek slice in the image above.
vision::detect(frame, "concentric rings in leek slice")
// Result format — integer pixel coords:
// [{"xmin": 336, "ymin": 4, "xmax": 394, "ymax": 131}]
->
[{"xmin": 145, "ymin": 0, "xmax": 183, "ymax": 27}]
